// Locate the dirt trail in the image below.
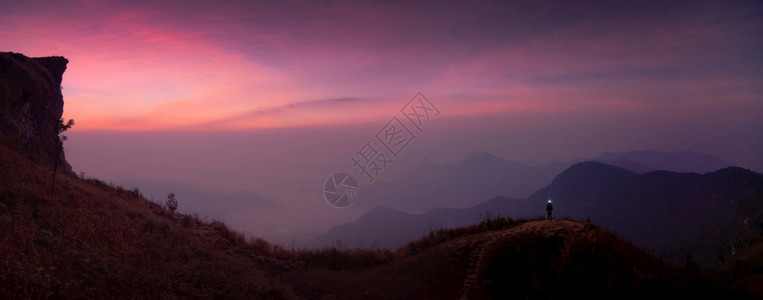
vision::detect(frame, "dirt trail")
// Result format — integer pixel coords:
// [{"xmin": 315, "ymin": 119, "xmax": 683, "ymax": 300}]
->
[
  {"xmin": 286, "ymin": 219, "xmax": 589, "ymax": 299},
  {"xmin": 458, "ymin": 220, "xmax": 586, "ymax": 299}
]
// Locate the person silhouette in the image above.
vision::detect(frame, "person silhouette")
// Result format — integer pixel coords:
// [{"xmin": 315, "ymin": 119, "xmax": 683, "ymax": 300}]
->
[{"xmin": 546, "ymin": 200, "xmax": 553, "ymax": 220}]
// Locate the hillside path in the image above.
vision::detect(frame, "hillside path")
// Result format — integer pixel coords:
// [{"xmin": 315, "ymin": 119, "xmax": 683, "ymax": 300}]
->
[{"xmin": 457, "ymin": 220, "xmax": 586, "ymax": 299}]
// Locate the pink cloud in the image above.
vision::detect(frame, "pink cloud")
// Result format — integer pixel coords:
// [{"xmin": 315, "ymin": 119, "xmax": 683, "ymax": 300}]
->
[{"xmin": 1, "ymin": 0, "xmax": 759, "ymax": 132}]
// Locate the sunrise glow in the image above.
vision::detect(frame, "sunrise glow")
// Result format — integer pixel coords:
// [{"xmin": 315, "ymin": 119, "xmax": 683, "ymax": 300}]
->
[{"xmin": 2, "ymin": 1, "xmax": 759, "ymax": 131}]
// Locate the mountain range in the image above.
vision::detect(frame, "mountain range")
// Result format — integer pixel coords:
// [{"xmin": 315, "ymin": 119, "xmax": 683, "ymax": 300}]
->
[
  {"xmin": 357, "ymin": 151, "xmax": 565, "ymax": 212},
  {"xmin": 355, "ymin": 149, "xmax": 735, "ymax": 213},
  {"xmin": 539, "ymin": 162, "xmax": 763, "ymax": 267},
  {"xmin": 592, "ymin": 150, "xmax": 734, "ymax": 174},
  {"xmin": 115, "ymin": 178, "xmax": 277, "ymax": 221},
  {"xmin": 113, "ymin": 148, "xmax": 738, "ymax": 240},
  {"xmin": 314, "ymin": 161, "xmax": 763, "ymax": 268},
  {"xmin": 312, "ymin": 196, "xmax": 521, "ymax": 249}
]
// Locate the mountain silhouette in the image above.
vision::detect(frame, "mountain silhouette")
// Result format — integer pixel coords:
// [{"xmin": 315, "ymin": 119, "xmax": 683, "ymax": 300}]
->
[
  {"xmin": 312, "ymin": 197, "xmax": 526, "ymax": 248},
  {"xmin": 594, "ymin": 156, "xmax": 654, "ymax": 173},
  {"xmin": 316, "ymin": 161, "xmax": 763, "ymax": 268},
  {"xmin": 358, "ymin": 151, "xmax": 565, "ymax": 211},
  {"xmin": 534, "ymin": 161, "xmax": 763, "ymax": 267},
  {"xmin": 356, "ymin": 150, "xmax": 734, "ymax": 213},
  {"xmin": 593, "ymin": 150, "xmax": 733, "ymax": 173}
]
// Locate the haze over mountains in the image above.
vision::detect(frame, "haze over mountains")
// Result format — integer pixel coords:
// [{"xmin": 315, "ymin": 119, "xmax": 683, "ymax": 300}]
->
[
  {"xmin": 358, "ymin": 149, "xmax": 736, "ymax": 213},
  {"xmin": 592, "ymin": 150, "xmax": 734, "ymax": 174},
  {"xmin": 115, "ymin": 178, "xmax": 277, "ymax": 222},
  {"xmin": 357, "ymin": 151, "xmax": 565, "ymax": 212},
  {"xmin": 104, "ymin": 146, "xmax": 741, "ymax": 245},
  {"xmin": 103, "ymin": 147, "xmax": 741, "ymax": 245},
  {"xmin": 314, "ymin": 159, "xmax": 762, "ymax": 269}
]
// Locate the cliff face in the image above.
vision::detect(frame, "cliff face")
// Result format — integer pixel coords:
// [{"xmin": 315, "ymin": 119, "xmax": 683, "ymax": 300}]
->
[{"xmin": 0, "ymin": 52, "xmax": 71, "ymax": 172}]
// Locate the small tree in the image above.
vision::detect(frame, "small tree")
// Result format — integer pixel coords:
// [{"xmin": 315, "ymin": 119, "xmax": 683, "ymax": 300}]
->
[
  {"xmin": 51, "ymin": 118, "xmax": 74, "ymax": 196},
  {"xmin": 166, "ymin": 193, "xmax": 178, "ymax": 212}
]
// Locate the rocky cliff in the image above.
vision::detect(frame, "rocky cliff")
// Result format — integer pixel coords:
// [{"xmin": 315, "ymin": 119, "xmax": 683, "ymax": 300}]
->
[{"xmin": 0, "ymin": 52, "xmax": 71, "ymax": 172}]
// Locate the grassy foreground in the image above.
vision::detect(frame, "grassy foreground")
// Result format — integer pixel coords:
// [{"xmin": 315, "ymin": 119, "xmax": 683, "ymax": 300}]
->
[{"xmin": 1, "ymin": 138, "xmax": 759, "ymax": 299}]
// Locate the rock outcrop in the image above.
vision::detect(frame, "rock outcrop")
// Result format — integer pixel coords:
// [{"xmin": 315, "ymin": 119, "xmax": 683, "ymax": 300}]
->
[{"xmin": 0, "ymin": 52, "xmax": 71, "ymax": 172}]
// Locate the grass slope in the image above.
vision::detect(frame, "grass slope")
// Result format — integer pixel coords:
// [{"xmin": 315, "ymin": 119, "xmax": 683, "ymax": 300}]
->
[
  {"xmin": 1, "ymin": 139, "xmax": 759, "ymax": 299},
  {"xmin": 289, "ymin": 217, "xmax": 757, "ymax": 299},
  {"xmin": 0, "ymin": 141, "xmax": 293, "ymax": 298}
]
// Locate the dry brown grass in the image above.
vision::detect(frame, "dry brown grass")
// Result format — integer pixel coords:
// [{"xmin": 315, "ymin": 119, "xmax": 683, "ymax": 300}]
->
[
  {"xmin": 0, "ymin": 141, "xmax": 294, "ymax": 299},
  {"xmin": 1, "ymin": 136, "xmax": 758, "ymax": 299}
]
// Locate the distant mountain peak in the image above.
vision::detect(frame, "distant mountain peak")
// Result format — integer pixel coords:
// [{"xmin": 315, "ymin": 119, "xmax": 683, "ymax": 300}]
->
[
  {"xmin": 416, "ymin": 158, "xmax": 435, "ymax": 168},
  {"xmin": 593, "ymin": 149, "xmax": 733, "ymax": 174},
  {"xmin": 358, "ymin": 150, "xmax": 567, "ymax": 211},
  {"xmin": 567, "ymin": 160, "xmax": 634, "ymax": 172},
  {"xmin": 551, "ymin": 161, "xmax": 637, "ymax": 188},
  {"xmin": 355, "ymin": 205, "xmax": 410, "ymax": 223},
  {"xmin": 463, "ymin": 151, "xmax": 511, "ymax": 165},
  {"xmin": 365, "ymin": 205, "xmax": 401, "ymax": 214},
  {"xmin": 465, "ymin": 151, "xmax": 499, "ymax": 159}
]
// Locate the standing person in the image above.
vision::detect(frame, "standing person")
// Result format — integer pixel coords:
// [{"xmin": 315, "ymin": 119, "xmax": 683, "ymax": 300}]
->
[{"xmin": 546, "ymin": 200, "xmax": 553, "ymax": 220}]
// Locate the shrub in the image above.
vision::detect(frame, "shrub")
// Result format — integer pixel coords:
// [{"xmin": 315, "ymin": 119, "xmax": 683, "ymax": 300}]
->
[{"xmin": 165, "ymin": 193, "xmax": 178, "ymax": 213}]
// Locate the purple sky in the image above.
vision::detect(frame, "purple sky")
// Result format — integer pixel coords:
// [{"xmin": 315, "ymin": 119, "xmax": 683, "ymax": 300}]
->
[{"xmin": 2, "ymin": 0, "xmax": 762, "ymax": 244}]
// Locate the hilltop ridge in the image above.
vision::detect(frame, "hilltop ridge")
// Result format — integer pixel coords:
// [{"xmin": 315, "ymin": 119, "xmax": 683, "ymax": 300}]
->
[{"xmin": 293, "ymin": 218, "xmax": 743, "ymax": 299}]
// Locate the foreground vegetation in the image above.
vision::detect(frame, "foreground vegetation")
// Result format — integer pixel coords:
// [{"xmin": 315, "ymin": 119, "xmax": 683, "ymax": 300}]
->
[{"xmin": 1, "ymin": 138, "xmax": 760, "ymax": 299}]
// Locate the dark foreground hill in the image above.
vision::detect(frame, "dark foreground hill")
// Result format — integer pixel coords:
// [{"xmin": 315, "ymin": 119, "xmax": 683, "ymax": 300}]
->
[
  {"xmin": 6, "ymin": 135, "xmax": 755, "ymax": 298},
  {"xmin": 0, "ymin": 135, "xmax": 295, "ymax": 298},
  {"xmin": 536, "ymin": 161, "xmax": 763, "ymax": 267},
  {"xmin": 294, "ymin": 218, "xmax": 755, "ymax": 299},
  {"xmin": 13, "ymin": 129, "xmax": 763, "ymax": 299}
]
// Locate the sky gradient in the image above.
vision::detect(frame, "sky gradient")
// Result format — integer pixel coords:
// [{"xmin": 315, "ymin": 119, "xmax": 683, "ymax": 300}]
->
[
  {"xmin": 3, "ymin": 1, "xmax": 760, "ymax": 131},
  {"xmin": 2, "ymin": 0, "xmax": 762, "ymax": 244}
]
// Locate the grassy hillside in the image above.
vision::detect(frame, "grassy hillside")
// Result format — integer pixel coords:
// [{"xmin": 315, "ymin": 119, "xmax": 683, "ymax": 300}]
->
[
  {"xmin": 1, "ymin": 138, "xmax": 759, "ymax": 299},
  {"xmin": 0, "ymin": 140, "xmax": 295, "ymax": 298},
  {"xmin": 291, "ymin": 216, "xmax": 757, "ymax": 299}
]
